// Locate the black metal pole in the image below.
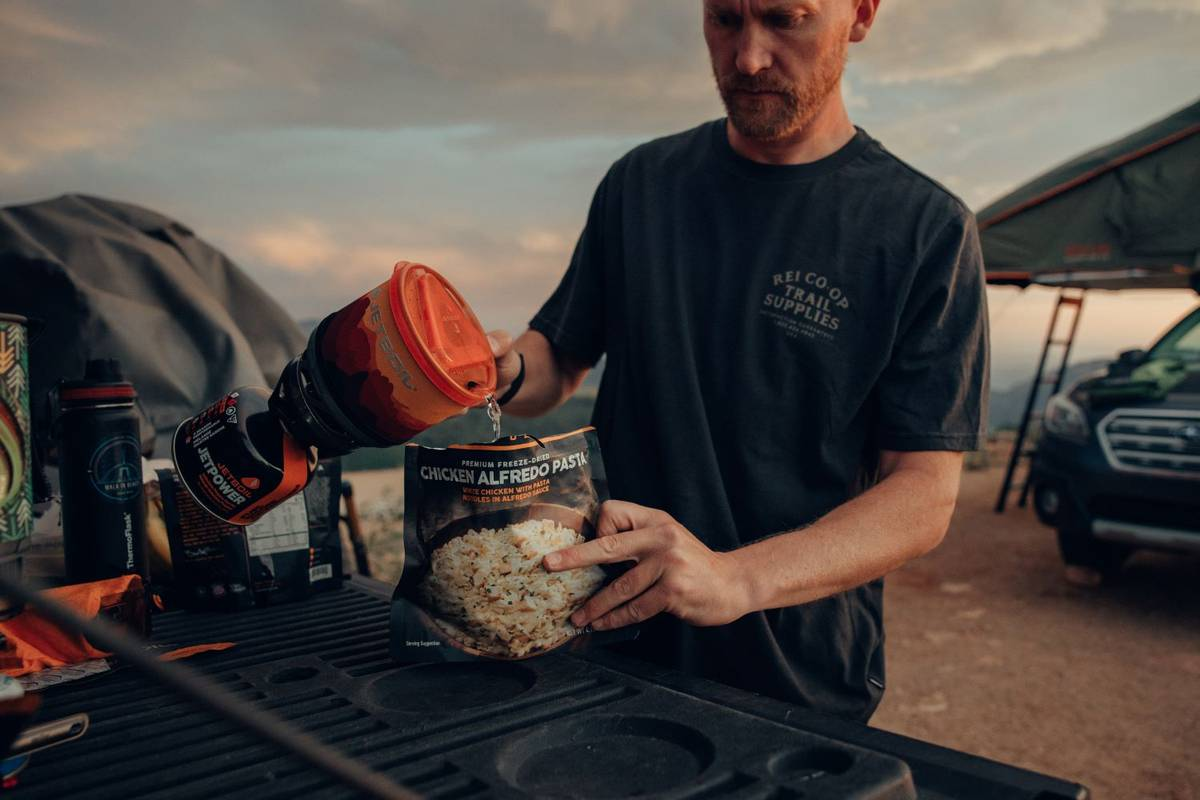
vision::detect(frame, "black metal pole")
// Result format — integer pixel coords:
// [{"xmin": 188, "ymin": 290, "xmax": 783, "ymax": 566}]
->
[
  {"xmin": 341, "ymin": 480, "xmax": 373, "ymax": 577},
  {"xmin": 995, "ymin": 291, "xmax": 1065, "ymax": 513},
  {"xmin": 0, "ymin": 576, "xmax": 419, "ymax": 800}
]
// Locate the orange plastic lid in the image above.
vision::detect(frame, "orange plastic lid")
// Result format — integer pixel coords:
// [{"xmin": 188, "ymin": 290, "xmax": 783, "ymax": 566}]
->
[{"xmin": 389, "ymin": 261, "xmax": 497, "ymax": 407}]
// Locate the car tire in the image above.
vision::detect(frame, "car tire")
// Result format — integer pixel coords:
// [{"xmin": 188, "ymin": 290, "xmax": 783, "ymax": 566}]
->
[{"xmin": 1056, "ymin": 526, "xmax": 1131, "ymax": 577}]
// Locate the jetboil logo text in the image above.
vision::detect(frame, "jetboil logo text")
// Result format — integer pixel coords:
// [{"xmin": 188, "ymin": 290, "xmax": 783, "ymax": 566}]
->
[
  {"xmin": 761, "ymin": 270, "xmax": 850, "ymax": 341},
  {"xmin": 367, "ymin": 288, "xmax": 416, "ymax": 392}
]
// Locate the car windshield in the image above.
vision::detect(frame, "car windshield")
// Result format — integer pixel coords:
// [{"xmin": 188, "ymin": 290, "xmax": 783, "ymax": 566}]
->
[{"xmin": 1147, "ymin": 306, "xmax": 1200, "ymax": 364}]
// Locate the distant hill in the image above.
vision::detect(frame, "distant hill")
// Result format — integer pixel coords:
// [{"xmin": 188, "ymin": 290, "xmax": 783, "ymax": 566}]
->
[
  {"xmin": 580, "ymin": 356, "xmax": 604, "ymax": 390},
  {"xmin": 988, "ymin": 359, "xmax": 1109, "ymax": 431},
  {"xmin": 335, "ymin": 349, "xmax": 1105, "ymax": 471}
]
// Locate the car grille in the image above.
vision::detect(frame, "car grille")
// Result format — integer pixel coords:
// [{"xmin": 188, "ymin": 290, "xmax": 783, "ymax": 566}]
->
[{"xmin": 1098, "ymin": 409, "xmax": 1200, "ymax": 479}]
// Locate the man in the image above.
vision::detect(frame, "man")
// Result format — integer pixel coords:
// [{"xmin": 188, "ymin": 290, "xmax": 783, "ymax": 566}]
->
[{"xmin": 487, "ymin": 0, "xmax": 988, "ymax": 722}]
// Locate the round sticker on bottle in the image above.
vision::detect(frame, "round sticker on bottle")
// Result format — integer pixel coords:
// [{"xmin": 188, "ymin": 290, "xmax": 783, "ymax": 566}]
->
[{"xmin": 89, "ymin": 434, "xmax": 142, "ymax": 502}]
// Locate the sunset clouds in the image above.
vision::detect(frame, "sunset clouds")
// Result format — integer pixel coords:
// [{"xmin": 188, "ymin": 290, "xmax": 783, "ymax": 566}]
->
[
  {"xmin": 3, "ymin": 1, "xmax": 1197, "ymax": 180},
  {"xmin": 1, "ymin": 0, "xmax": 1197, "ymax": 383}
]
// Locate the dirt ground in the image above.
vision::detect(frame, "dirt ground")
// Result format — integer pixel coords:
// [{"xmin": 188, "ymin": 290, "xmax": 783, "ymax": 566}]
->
[
  {"xmin": 872, "ymin": 460, "xmax": 1200, "ymax": 800},
  {"xmin": 344, "ymin": 455, "xmax": 1200, "ymax": 800}
]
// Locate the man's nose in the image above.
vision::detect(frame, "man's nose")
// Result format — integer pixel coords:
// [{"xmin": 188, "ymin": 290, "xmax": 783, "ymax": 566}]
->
[{"xmin": 734, "ymin": 24, "xmax": 773, "ymax": 74}]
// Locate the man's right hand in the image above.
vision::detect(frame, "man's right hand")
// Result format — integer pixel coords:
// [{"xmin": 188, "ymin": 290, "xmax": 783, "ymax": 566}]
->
[
  {"xmin": 487, "ymin": 329, "xmax": 522, "ymax": 399},
  {"xmin": 481, "ymin": 328, "xmax": 590, "ymax": 417}
]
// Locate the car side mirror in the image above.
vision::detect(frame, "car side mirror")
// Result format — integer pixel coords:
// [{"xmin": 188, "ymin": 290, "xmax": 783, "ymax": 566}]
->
[
  {"xmin": 1107, "ymin": 348, "xmax": 1147, "ymax": 377},
  {"xmin": 1117, "ymin": 348, "xmax": 1147, "ymax": 367}
]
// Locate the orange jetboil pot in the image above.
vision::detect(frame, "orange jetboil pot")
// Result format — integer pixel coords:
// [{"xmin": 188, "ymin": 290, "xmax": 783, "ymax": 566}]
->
[{"xmin": 172, "ymin": 262, "xmax": 497, "ymax": 525}]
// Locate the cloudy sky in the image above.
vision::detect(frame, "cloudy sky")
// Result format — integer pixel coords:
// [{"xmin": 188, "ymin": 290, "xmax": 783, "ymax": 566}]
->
[{"xmin": 2, "ymin": 0, "xmax": 1198, "ymax": 389}]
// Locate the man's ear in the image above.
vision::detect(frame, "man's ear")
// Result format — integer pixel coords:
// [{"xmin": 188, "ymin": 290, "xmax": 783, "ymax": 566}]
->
[{"xmin": 849, "ymin": 0, "xmax": 881, "ymax": 43}]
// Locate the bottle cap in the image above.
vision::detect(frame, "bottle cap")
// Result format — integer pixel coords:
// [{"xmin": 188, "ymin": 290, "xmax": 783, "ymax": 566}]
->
[
  {"xmin": 389, "ymin": 262, "xmax": 497, "ymax": 407},
  {"xmin": 58, "ymin": 359, "xmax": 137, "ymax": 408}
]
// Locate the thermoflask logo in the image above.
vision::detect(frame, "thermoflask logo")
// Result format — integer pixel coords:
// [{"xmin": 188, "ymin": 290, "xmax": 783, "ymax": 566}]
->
[{"xmin": 89, "ymin": 435, "xmax": 142, "ymax": 502}]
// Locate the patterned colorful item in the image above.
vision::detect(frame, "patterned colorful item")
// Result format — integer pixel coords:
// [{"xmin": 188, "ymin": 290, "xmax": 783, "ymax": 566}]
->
[{"xmin": 0, "ymin": 315, "xmax": 31, "ymax": 545}]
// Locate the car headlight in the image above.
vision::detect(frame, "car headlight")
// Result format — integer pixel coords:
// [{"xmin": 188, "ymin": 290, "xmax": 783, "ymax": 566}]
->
[{"xmin": 1043, "ymin": 393, "xmax": 1090, "ymax": 443}]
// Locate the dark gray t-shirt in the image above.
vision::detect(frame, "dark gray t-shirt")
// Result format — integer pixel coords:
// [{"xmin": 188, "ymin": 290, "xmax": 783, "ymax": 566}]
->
[{"xmin": 531, "ymin": 120, "xmax": 988, "ymax": 721}]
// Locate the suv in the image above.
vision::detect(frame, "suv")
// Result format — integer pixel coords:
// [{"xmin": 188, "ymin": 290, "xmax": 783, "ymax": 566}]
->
[{"xmin": 1030, "ymin": 305, "xmax": 1200, "ymax": 575}]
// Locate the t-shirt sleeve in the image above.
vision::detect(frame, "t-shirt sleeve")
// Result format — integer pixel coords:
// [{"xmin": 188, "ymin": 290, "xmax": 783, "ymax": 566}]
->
[
  {"xmin": 875, "ymin": 207, "xmax": 990, "ymax": 452},
  {"xmin": 528, "ymin": 170, "xmax": 612, "ymax": 366}
]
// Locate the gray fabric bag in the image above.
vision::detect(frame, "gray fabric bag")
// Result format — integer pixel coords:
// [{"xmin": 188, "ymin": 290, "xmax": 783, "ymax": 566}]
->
[{"xmin": 0, "ymin": 193, "xmax": 304, "ymax": 459}]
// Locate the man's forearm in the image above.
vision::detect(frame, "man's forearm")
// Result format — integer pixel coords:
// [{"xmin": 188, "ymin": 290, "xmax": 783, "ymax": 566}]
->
[
  {"xmin": 499, "ymin": 329, "xmax": 590, "ymax": 417},
  {"xmin": 729, "ymin": 453, "xmax": 962, "ymax": 612}
]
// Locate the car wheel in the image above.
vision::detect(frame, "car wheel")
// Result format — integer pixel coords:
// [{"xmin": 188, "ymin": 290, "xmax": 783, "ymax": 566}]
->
[{"xmin": 1056, "ymin": 526, "xmax": 1131, "ymax": 577}]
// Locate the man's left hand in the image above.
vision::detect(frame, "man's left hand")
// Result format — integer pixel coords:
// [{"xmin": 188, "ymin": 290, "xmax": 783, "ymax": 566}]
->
[{"xmin": 542, "ymin": 500, "xmax": 751, "ymax": 631}]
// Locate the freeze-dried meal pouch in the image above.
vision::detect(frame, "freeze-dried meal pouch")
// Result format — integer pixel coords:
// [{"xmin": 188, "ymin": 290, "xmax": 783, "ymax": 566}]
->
[{"xmin": 390, "ymin": 427, "xmax": 632, "ymax": 661}]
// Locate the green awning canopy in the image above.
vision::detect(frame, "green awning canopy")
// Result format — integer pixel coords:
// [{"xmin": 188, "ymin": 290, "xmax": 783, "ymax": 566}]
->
[{"xmin": 979, "ymin": 99, "xmax": 1200, "ymax": 292}]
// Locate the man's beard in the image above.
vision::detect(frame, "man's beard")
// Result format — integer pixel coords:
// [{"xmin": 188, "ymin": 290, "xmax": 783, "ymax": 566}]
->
[{"xmin": 713, "ymin": 41, "xmax": 847, "ymax": 141}]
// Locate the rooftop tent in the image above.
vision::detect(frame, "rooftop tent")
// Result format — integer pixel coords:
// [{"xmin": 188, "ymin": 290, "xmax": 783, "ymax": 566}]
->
[
  {"xmin": 979, "ymin": 98, "xmax": 1200, "ymax": 292},
  {"xmin": 0, "ymin": 194, "xmax": 305, "ymax": 458},
  {"xmin": 981, "ymin": 100, "xmax": 1200, "ymax": 511}
]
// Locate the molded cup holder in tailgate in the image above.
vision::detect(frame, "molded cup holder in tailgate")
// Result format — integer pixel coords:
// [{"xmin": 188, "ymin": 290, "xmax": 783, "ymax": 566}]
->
[
  {"xmin": 367, "ymin": 661, "xmax": 538, "ymax": 712},
  {"xmin": 496, "ymin": 714, "xmax": 717, "ymax": 798}
]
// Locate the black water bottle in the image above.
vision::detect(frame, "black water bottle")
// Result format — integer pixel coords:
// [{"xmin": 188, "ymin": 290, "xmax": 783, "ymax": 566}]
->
[{"xmin": 55, "ymin": 359, "xmax": 148, "ymax": 584}]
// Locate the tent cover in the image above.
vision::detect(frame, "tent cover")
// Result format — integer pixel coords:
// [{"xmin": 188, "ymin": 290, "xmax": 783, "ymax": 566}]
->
[
  {"xmin": 0, "ymin": 194, "xmax": 305, "ymax": 457},
  {"xmin": 979, "ymin": 99, "xmax": 1200, "ymax": 291}
]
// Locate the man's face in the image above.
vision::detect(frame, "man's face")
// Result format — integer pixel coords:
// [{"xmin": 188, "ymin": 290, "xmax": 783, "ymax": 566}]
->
[{"xmin": 703, "ymin": 0, "xmax": 856, "ymax": 141}]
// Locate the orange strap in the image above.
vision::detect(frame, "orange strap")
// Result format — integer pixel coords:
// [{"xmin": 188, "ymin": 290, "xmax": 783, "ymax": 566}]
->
[{"xmin": 159, "ymin": 642, "xmax": 236, "ymax": 662}]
